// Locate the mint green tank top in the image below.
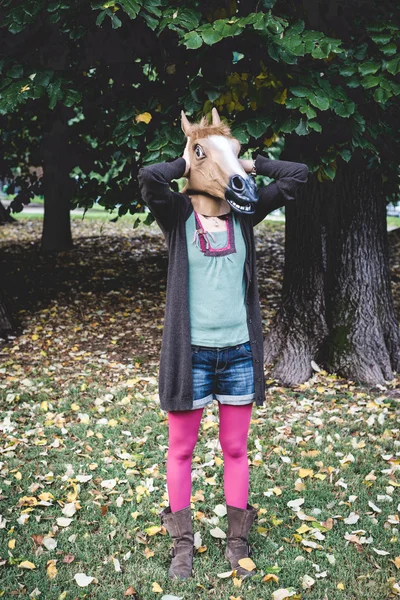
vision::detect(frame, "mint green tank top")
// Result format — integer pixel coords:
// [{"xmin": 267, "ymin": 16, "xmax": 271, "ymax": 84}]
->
[{"xmin": 185, "ymin": 210, "xmax": 249, "ymax": 347}]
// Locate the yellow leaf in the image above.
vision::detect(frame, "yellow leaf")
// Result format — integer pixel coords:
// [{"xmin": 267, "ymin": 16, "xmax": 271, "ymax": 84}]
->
[
  {"xmin": 238, "ymin": 557, "xmax": 256, "ymax": 571},
  {"xmin": 197, "ymin": 545, "xmax": 207, "ymax": 553},
  {"xmin": 18, "ymin": 560, "xmax": 36, "ymax": 569},
  {"xmin": 71, "ymin": 403, "xmax": 80, "ymax": 411},
  {"xmin": 215, "ymin": 456, "xmax": 223, "ymax": 466},
  {"xmin": 8, "ymin": 539, "xmax": 16, "ymax": 549},
  {"xmin": 58, "ymin": 592, "xmax": 67, "ymax": 600},
  {"xmin": 262, "ymin": 573, "xmax": 279, "ymax": 583},
  {"xmin": 145, "ymin": 526, "xmax": 161, "ymax": 536},
  {"xmin": 151, "ymin": 582, "xmax": 162, "ymax": 593},
  {"xmin": 297, "ymin": 524, "xmax": 311, "ymax": 534},
  {"xmin": 274, "ymin": 88, "xmax": 288, "ymax": 104},
  {"xmin": 143, "ymin": 546, "xmax": 154, "ymax": 559},
  {"xmin": 391, "ymin": 556, "xmax": 400, "ymax": 568},
  {"xmin": 32, "ymin": 334, "xmax": 39, "ymax": 340},
  {"xmin": 18, "ymin": 496, "xmax": 38, "ymax": 507},
  {"xmin": 314, "ymin": 473, "xmax": 327, "ymax": 480},
  {"xmin": 47, "ymin": 559, "xmax": 58, "ymax": 579},
  {"xmin": 263, "ymin": 133, "xmax": 278, "ymax": 147},
  {"xmin": 273, "ymin": 487, "xmax": 282, "ymax": 495},
  {"xmin": 337, "ymin": 582, "xmax": 345, "ymax": 590},
  {"xmin": 233, "ymin": 577, "xmax": 242, "ymax": 587},
  {"xmin": 136, "ymin": 112, "xmax": 152, "ymax": 124},
  {"xmin": 298, "ymin": 468, "xmax": 314, "ymax": 478},
  {"xmin": 295, "ymin": 480, "xmax": 306, "ymax": 491},
  {"xmin": 40, "ymin": 401, "xmax": 48, "ymax": 411}
]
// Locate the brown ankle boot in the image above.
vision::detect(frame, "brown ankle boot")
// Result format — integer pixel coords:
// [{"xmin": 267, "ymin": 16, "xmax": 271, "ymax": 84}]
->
[
  {"xmin": 159, "ymin": 505, "xmax": 194, "ymax": 580},
  {"xmin": 224, "ymin": 503, "xmax": 258, "ymax": 578}
]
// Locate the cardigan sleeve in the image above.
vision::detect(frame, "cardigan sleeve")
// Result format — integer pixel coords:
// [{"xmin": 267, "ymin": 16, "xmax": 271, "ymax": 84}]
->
[
  {"xmin": 252, "ymin": 155, "xmax": 309, "ymax": 226},
  {"xmin": 138, "ymin": 158, "xmax": 187, "ymax": 231}
]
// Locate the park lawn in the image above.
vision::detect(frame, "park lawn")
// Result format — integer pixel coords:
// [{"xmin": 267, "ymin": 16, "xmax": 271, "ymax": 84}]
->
[{"xmin": 0, "ymin": 218, "xmax": 399, "ymax": 600}]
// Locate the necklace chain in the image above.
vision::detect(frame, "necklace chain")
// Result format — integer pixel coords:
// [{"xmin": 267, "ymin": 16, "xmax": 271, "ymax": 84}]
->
[{"xmin": 200, "ymin": 213, "xmax": 229, "ymax": 228}]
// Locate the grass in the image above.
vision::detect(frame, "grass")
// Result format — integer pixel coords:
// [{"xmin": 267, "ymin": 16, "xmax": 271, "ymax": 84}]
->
[
  {"xmin": 1, "ymin": 377, "xmax": 399, "ymax": 600},
  {"xmin": 0, "ymin": 214, "xmax": 399, "ymax": 600}
]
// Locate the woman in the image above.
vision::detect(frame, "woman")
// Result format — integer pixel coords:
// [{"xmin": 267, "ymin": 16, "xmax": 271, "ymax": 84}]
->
[{"xmin": 138, "ymin": 109, "xmax": 309, "ymax": 580}]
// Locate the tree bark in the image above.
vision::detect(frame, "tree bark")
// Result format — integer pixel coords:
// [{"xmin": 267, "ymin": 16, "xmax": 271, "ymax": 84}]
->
[
  {"xmin": 264, "ymin": 175, "xmax": 328, "ymax": 384},
  {"xmin": 323, "ymin": 164, "xmax": 400, "ymax": 383},
  {"xmin": 40, "ymin": 105, "xmax": 73, "ymax": 252},
  {"xmin": 0, "ymin": 201, "xmax": 17, "ymax": 224},
  {"xmin": 264, "ymin": 162, "xmax": 400, "ymax": 385},
  {"xmin": 0, "ymin": 288, "xmax": 15, "ymax": 338}
]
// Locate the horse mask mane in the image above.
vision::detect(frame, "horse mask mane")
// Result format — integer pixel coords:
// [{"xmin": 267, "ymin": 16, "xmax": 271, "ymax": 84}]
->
[{"xmin": 181, "ymin": 108, "xmax": 259, "ymax": 215}]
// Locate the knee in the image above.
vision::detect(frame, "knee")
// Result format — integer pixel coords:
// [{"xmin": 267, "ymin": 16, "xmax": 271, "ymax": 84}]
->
[
  {"xmin": 219, "ymin": 437, "xmax": 247, "ymax": 460},
  {"xmin": 169, "ymin": 437, "xmax": 197, "ymax": 462}
]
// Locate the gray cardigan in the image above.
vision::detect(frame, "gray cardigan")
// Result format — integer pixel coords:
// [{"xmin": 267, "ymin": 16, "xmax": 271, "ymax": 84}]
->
[{"xmin": 138, "ymin": 155, "xmax": 309, "ymax": 411}]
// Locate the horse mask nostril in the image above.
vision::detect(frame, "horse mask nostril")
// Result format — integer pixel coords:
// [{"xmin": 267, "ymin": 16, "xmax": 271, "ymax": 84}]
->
[{"xmin": 231, "ymin": 175, "xmax": 245, "ymax": 191}]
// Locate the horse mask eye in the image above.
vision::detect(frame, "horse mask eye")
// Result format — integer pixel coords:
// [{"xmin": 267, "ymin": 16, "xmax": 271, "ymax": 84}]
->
[{"xmin": 194, "ymin": 144, "xmax": 205, "ymax": 159}]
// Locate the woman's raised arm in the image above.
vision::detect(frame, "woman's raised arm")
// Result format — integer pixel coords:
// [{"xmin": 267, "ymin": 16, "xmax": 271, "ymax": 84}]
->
[
  {"xmin": 138, "ymin": 157, "xmax": 187, "ymax": 231},
  {"xmin": 241, "ymin": 155, "xmax": 309, "ymax": 226}
]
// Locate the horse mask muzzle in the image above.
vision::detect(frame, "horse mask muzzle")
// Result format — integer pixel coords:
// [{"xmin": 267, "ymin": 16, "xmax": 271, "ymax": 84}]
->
[{"xmin": 225, "ymin": 174, "xmax": 259, "ymax": 215}]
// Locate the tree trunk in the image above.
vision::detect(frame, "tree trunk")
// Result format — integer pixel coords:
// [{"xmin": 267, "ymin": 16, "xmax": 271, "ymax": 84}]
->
[
  {"xmin": 264, "ymin": 175, "xmax": 328, "ymax": 385},
  {"xmin": 0, "ymin": 288, "xmax": 15, "ymax": 338},
  {"xmin": 264, "ymin": 162, "xmax": 400, "ymax": 385},
  {"xmin": 0, "ymin": 201, "xmax": 17, "ymax": 224},
  {"xmin": 323, "ymin": 164, "xmax": 400, "ymax": 383},
  {"xmin": 40, "ymin": 105, "xmax": 73, "ymax": 251}
]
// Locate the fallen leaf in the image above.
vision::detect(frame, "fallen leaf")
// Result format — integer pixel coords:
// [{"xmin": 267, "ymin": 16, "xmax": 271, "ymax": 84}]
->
[
  {"xmin": 18, "ymin": 560, "xmax": 36, "ymax": 569},
  {"xmin": 238, "ymin": 557, "xmax": 256, "ymax": 571},
  {"xmin": 210, "ymin": 527, "xmax": 226, "ymax": 538},
  {"xmin": 74, "ymin": 573, "xmax": 94, "ymax": 587}
]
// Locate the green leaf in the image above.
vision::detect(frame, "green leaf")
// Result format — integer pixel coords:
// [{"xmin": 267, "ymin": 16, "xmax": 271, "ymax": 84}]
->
[
  {"xmin": 386, "ymin": 57, "xmax": 400, "ymax": 75},
  {"xmin": 308, "ymin": 120, "xmax": 322, "ymax": 132},
  {"xmin": 247, "ymin": 118, "xmax": 272, "ymax": 139},
  {"xmin": 6, "ymin": 65, "xmax": 23, "ymax": 79},
  {"xmin": 308, "ymin": 93, "xmax": 329, "ymax": 111},
  {"xmin": 332, "ymin": 98, "xmax": 356, "ymax": 118},
  {"xmin": 358, "ymin": 61, "xmax": 381, "ymax": 76},
  {"xmin": 200, "ymin": 26, "xmax": 223, "ymax": 45},
  {"xmin": 311, "ymin": 41, "xmax": 331, "ymax": 59},
  {"xmin": 111, "ymin": 13, "xmax": 122, "ymax": 28},
  {"xmin": 183, "ymin": 31, "xmax": 202, "ymax": 49},
  {"xmin": 143, "ymin": 13, "xmax": 158, "ymax": 30},
  {"xmin": 95, "ymin": 9, "xmax": 107, "ymax": 26},
  {"xmin": 373, "ymin": 86, "xmax": 392, "ymax": 103},
  {"xmin": 48, "ymin": 80, "xmax": 63, "ymax": 110},
  {"xmin": 323, "ymin": 164, "xmax": 336, "ymax": 180},
  {"xmin": 230, "ymin": 125, "xmax": 248, "ymax": 144},
  {"xmin": 279, "ymin": 115, "xmax": 299, "ymax": 133},
  {"xmin": 361, "ymin": 75, "xmax": 380, "ymax": 89},
  {"xmin": 295, "ymin": 118, "xmax": 308, "ymax": 136},
  {"xmin": 119, "ymin": 0, "xmax": 140, "ymax": 19},
  {"xmin": 370, "ymin": 33, "xmax": 392, "ymax": 45},
  {"xmin": 380, "ymin": 42, "xmax": 397, "ymax": 56},
  {"xmin": 339, "ymin": 65, "xmax": 357, "ymax": 77},
  {"xmin": 289, "ymin": 86, "xmax": 309, "ymax": 98},
  {"xmin": 338, "ymin": 148, "xmax": 352, "ymax": 162},
  {"xmin": 64, "ymin": 88, "xmax": 82, "ymax": 107}
]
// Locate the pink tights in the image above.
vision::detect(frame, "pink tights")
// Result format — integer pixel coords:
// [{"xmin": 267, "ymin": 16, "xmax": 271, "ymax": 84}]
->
[{"xmin": 166, "ymin": 403, "xmax": 253, "ymax": 512}]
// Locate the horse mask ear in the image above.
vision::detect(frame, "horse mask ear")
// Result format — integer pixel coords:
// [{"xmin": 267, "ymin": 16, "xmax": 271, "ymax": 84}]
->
[
  {"xmin": 181, "ymin": 111, "xmax": 192, "ymax": 137},
  {"xmin": 211, "ymin": 107, "xmax": 221, "ymax": 126}
]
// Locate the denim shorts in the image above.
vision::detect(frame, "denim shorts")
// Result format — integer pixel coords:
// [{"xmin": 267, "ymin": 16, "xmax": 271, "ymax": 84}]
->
[{"xmin": 190, "ymin": 341, "xmax": 255, "ymax": 410}]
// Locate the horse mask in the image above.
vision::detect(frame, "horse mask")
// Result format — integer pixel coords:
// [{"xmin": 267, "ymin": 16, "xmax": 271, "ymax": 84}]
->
[{"xmin": 181, "ymin": 108, "xmax": 259, "ymax": 215}]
